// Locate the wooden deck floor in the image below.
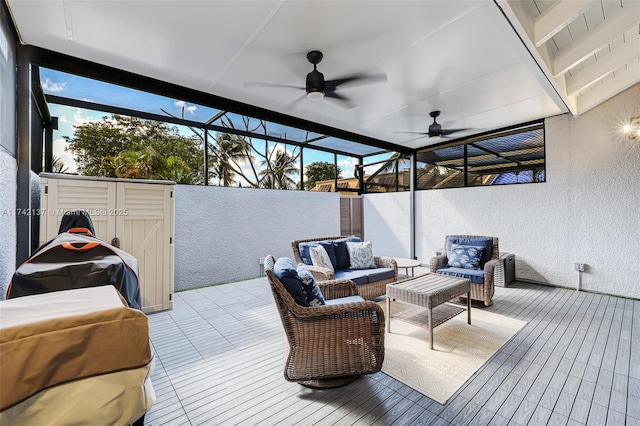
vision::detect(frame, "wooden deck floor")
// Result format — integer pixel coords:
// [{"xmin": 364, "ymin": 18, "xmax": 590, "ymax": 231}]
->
[{"xmin": 144, "ymin": 274, "xmax": 640, "ymax": 426}]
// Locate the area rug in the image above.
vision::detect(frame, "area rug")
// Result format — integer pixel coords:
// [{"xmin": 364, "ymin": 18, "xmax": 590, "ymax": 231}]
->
[{"xmin": 380, "ymin": 301, "xmax": 526, "ymax": 404}]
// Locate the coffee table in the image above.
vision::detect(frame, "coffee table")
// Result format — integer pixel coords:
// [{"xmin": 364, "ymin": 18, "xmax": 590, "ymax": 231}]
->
[
  {"xmin": 386, "ymin": 273, "xmax": 471, "ymax": 350},
  {"xmin": 393, "ymin": 257, "xmax": 421, "ymax": 277}
]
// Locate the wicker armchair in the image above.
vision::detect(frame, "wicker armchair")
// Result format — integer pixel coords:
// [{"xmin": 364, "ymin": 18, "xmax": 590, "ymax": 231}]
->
[
  {"xmin": 264, "ymin": 255, "xmax": 385, "ymax": 388},
  {"xmin": 429, "ymin": 235, "xmax": 499, "ymax": 306},
  {"xmin": 291, "ymin": 236, "xmax": 398, "ymax": 300}
]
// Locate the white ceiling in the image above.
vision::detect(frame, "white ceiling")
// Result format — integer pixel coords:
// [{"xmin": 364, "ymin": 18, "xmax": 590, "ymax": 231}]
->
[{"xmin": 7, "ymin": 0, "xmax": 640, "ymax": 152}]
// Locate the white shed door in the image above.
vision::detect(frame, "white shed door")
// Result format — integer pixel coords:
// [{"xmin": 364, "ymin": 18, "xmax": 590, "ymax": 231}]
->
[{"xmin": 116, "ymin": 182, "xmax": 174, "ymax": 313}]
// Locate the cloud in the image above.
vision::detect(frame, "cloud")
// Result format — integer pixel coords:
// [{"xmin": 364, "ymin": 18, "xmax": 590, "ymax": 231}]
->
[
  {"xmin": 174, "ymin": 100, "xmax": 196, "ymax": 114},
  {"xmin": 72, "ymin": 108, "xmax": 98, "ymax": 127},
  {"xmin": 52, "ymin": 137, "xmax": 77, "ymax": 173},
  {"xmin": 41, "ymin": 78, "xmax": 66, "ymax": 93},
  {"xmin": 337, "ymin": 157, "xmax": 357, "ymax": 178}
]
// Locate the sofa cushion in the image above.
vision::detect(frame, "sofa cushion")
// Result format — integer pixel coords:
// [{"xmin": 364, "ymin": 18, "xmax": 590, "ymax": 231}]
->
[
  {"xmin": 446, "ymin": 236, "xmax": 493, "ymax": 268},
  {"xmin": 334, "ymin": 267, "xmax": 395, "ymax": 286},
  {"xmin": 334, "ymin": 269, "xmax": 369, "ymax": 286},
  {"xmin": 366, "ymin": 267, "xmax": 395, "ymax": 283},
  {"xmin": 298, "ymin": 242, "xmax": 321, "ymax": 265},
  {"xmin": 447, "ymin": 244, "xmax": 484, "ymax": 270},
  {"xmin": 436, "ymin": 266, "xmax": 485, "ymax": 284},
  {"xmin": 309, "ymin": 245, "xmax": 335, "ymax": 272},
  {"xmin": 346, "ymin": 241, "xmax": 376, "ymax": 269},
  {"xmin": 318, "ymin": 241, "xmax": 338, "ymax": 270},
  {"xmin": 333, "ymin": 237, "xmax": 361, "ymax": 270},
  {"xmin": 273, "ymin": 257, "xmax": 309, "ymax": 306},
  {"xmin": 325, "ymin": 295, "xmax": 365, "ymax": 306},
  {"xmin": 297, "ymin": 265, "xmax": 325, "ymax": 306}
]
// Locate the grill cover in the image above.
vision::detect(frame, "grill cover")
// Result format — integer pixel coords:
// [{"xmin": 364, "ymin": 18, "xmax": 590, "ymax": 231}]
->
[{"xmin": 7, "ymin": 231, "xmax": 141, "ymax": 310}]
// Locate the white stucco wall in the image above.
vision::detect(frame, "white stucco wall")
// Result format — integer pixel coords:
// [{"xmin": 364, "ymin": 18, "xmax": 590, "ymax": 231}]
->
[
  {"xmin": 363, "ymin": 192, "xmax": 412, "ymax": 258},
  {"xmin": 174, "ymin": 185, "xmax": 341, "ymax": 290},
  {"xmin": 0, "ymin": 150, "xmax": 17, "ymax": 299},
  {"xmin": 364, "ymin": 84, "xmax": 640, "ymax": 299}
]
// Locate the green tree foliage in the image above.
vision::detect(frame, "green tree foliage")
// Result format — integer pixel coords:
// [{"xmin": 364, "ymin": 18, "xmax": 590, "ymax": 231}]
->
[
  {"xmin": 304, "ymin": 161, "xmax": 341, "ymax": 190},
  {"xmin": 65, "ymin": 115, "xmax": 204, "ymax": 184},
  {"xmin": 259, "ymin": 150, "xmax": 299, "ymax": 190}
]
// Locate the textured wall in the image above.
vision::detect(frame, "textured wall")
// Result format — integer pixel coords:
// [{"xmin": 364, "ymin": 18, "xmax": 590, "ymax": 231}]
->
[
  {"xmin": 0, "ymin": 150, "xmax": 17, "ymax": 299},
  {"xmin": 363, "ymin": 192, "xmax": 412, "ymax": 259},
  {"xmin": 365, "ymin": 84, "xmax": 640, "ymax": 299},
  {"xmin": 174, "ymin": 185, "xmax": 340, "ymax": 291}
]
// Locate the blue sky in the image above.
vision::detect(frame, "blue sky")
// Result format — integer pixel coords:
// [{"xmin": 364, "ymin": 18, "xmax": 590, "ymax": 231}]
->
[{"xmin": 42, "ymin": 68, "xmax": 389, "ymax": 182}]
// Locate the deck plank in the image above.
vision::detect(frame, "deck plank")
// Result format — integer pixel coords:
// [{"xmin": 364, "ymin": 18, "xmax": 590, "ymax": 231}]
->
[{"xmin": 143, "ymin": 278, "xmax": 638, "ymax": 425}]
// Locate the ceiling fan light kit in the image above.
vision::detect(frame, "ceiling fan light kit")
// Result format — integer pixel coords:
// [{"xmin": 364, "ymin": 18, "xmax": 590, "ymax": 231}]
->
[
  {"xmin": 307, "ymin": 90, "xmax": 325, "ymax": 101},
  {"xmin": 246, "ymin": 50, "xmax": 385, "ymax": 108}
]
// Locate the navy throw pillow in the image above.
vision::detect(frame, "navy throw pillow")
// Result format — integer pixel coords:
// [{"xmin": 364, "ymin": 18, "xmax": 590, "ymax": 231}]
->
[
  {"xmin": 334, "ymin": 237, "xmax": 361, "ymax": 270},
  {"xmin": 318, "ymin": 241, "xmax": 338, "ymax": 270},
  {"xmin": 273, "ymin": 257, "xmax": 309, "ymax": 306}
]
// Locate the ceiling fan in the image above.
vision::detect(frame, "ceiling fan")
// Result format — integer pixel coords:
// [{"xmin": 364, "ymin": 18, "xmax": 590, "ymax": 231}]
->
[
  {"xmin": 245, "ymin": 50, "xmax": 386, "ymax": 109},
  {"xmin": 396, "ymin": 111, "xmax": 470, "ymax": 139}
]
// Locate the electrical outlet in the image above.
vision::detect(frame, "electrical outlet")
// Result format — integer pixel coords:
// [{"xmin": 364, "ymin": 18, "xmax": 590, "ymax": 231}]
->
[{"xmin": 574, "ymin": 263, "xmax": 586, "ymax": 272}]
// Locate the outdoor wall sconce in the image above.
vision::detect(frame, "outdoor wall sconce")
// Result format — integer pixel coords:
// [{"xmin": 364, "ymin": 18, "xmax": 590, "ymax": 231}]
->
[{"xmin": 622, "ymin": 116, "xmax": 640, "ymax": 140}]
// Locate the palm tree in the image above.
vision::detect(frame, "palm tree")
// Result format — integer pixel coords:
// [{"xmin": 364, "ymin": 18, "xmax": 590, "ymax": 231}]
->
[
  {"xmin": 52, "ymin": 155, "xmax": 69, "ymax": 173},
  {"xmin": 259, "ymin": 150, "xmax": 299, "ymax": 190},
  {"xmin": 210, "ymin": 133, "xmax": 250, "ymax": 186}
]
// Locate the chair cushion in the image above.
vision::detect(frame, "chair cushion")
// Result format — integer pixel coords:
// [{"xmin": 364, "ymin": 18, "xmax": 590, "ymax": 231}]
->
[
  {"xmin": 346, "ymin": 241, "xmax": 376, "ymax": 269},
  {"xmin": 447, "ymin": 244, "xmax": 484, "ymax": 270},
  {"xmin": 273, "ymin": 257, "xmax": 309, "ymax": 306},
  {"xmin": 309, "ymin": 245, "xmax": 335, "ymax": 272},
  {"xmin": 446, "ymin": 236, "xmax": 493, "ymax": 268},
  {"xmin": 333, "ymin": 237, "xmax": 361, "ymax": 270},
  {"xmin": 437, "ymin": 266, "xmax": 485, "ymax": 284},
  {"xmin": 297, "ymin": 265, "xmax": 325, "ymax": 306},
  {"xmin": 325, "ymin": 295, "xmax": 365, "ymax": 306}
]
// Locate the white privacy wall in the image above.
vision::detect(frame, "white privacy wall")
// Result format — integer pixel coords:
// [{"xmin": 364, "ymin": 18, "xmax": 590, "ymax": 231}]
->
[
  {"xmin": 0, "ymin": 150, "xmax": 17, "ymax": 299},
  {"xmin": 363, "ymin": 192, "xmax": 412, "ymax": 259},
  {"xmin": 174, "ymin": 185, "xmax": 340, "ymax": 290},
  {"xmin": 365, "ymin": 84, "xmax": 640, "ymax": 299}
]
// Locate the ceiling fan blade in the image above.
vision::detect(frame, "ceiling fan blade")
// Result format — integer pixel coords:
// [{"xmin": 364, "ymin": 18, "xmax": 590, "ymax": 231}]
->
[
  {"xmin": 400, "ymin": 134, "xmax": 431, "ymax": 143},
  {"xmin": 440, "ymin": 128, "xmax": 470, "ymax": 136},
  {"xmin": 324, "ymin": 91, "xmax": 356, "ymax": 109},
  {"xmin": 244, "ymin": 81, "xmax": 305, "ymax": 90},
  {"xmin": 283, "ymin": 94, "xmax": 309, "ymax": 112},
  {"xmin": 324, "ymin": 73, "xmax": 387, "ymax": 92},
  {"xmin": 393, "ymin": 131, "xmax": 430, "ymax": 135}
]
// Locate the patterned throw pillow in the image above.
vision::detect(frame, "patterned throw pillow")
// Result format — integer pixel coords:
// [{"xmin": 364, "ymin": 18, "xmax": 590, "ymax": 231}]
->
[
  {"xmin": 309, "ymin": 245, "xmax": 335, "ymax": 272},
  {"xmin": 447, "ymin": 244, "xmax": 484, "ymax": 270},
  {"xmin": 263, "ymin": 255, "xmax": 275, "ymax": 272},
  {"xmin": 346, "ymin": 241, "xmax": 376, "ymax": 270},
  {"xmin": 297, "ymin": 265, "xmax": 325, "ymax": 306}
]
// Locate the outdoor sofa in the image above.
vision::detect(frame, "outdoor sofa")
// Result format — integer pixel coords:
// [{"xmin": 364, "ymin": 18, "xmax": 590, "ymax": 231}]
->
[{"xmin": 292, "ymin": 236, "xmax": 398, "ymax": 300}]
